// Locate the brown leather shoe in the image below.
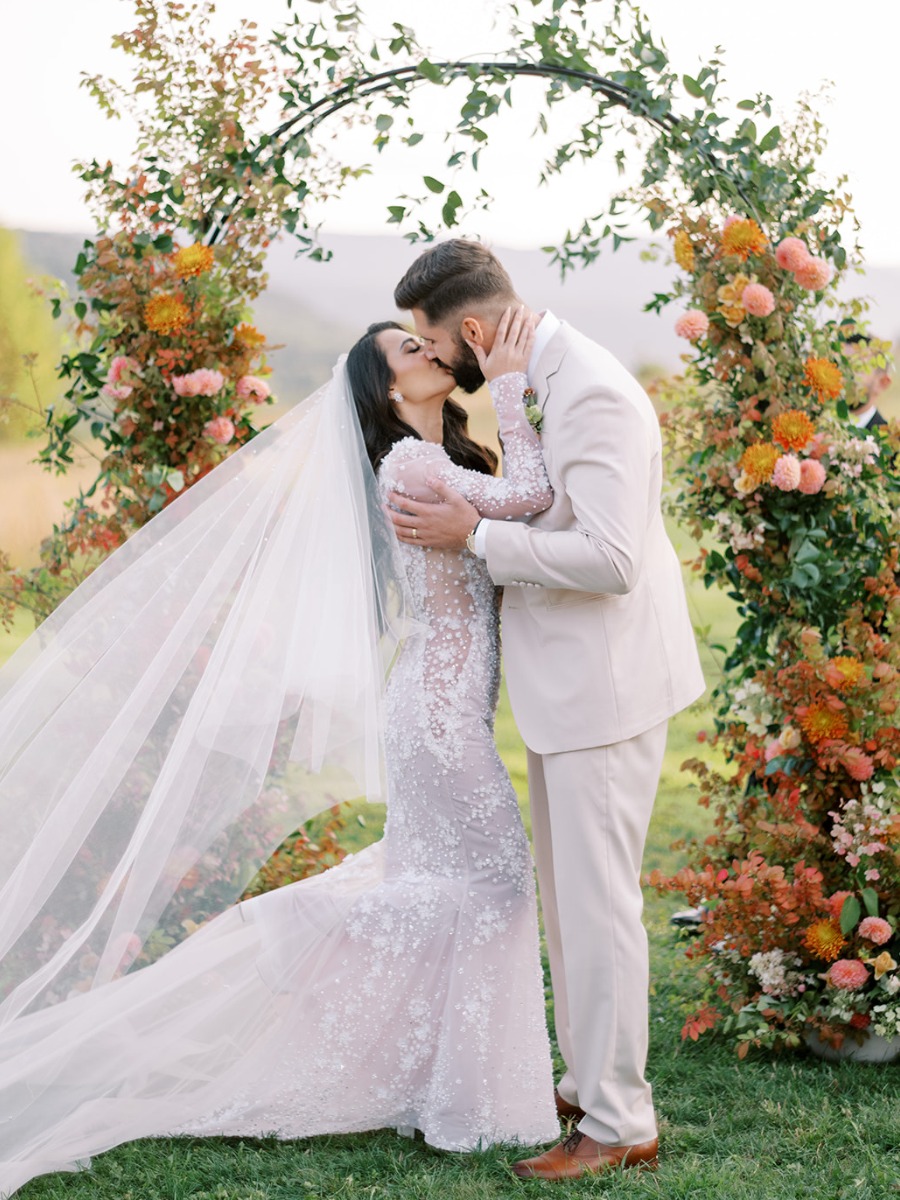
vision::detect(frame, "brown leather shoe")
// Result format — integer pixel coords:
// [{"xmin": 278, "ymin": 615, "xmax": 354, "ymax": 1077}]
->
[
  {"xmin": 553, "ymin": 1089, "xmax": 585, "ymax": 1123},
  {"xmin": 512, "ymin": 1129, "xmax": 659, "ymax": 1180}
]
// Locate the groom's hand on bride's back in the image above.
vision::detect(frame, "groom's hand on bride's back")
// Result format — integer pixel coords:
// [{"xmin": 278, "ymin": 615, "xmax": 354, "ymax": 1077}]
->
[{"xmin": 388, "ymin": 479, "xmax": 480, "ymax": 550}]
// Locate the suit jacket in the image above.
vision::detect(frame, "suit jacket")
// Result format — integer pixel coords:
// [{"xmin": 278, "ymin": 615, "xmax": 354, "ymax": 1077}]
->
[{"xmin": 485, "ymin": 321, "xmax": 705, "ymax": 754}]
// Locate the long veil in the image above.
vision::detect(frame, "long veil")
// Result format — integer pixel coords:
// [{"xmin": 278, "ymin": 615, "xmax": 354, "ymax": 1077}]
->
[{"xmin": 0, "ymin": 357, "xmax": 415, "ymax": 1026}]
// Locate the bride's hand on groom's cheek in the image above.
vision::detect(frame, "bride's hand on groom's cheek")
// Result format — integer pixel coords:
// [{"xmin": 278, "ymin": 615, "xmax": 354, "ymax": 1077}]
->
[{"xmin": 387, "ymin": 480, "xmax": 479, "ymax": 549}]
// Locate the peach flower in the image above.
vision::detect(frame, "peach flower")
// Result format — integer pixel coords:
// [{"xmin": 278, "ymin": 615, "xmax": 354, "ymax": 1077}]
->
[
  {"xmin": 674, "ymin": 310, "xmax": 709, "ymax": 340},
  {"xmin": 858, "ymin": 917, "xmax": 893, "ymax": 946},
  {"xmin": 772, "ymin": 454, "xmax": 801, "ymax": 491},
  {"xmin": 873, "ymin": 951, "xmax": 898, "ymax": 980},
  {"xmin": 172, "ymin": 369, "xmax": 226, "ymax": 398},
  {"xmin": 798, "ymin": 458, "xmax": 826, "ymax": 494},
  {"xmin": 775, "ymin": 237, "xmax": 810, "ymax": 271},
  {"xmin": 101, "ymin": 383, "xmax": 133, "ymax": 402},
  {"xmin": 236, "ymin": 375, "xmax": 272, "ymax": 403},
  {"xmin": 794, "ymin": 257, "xmax": 833, "ymax": 291},
  {"xmin": 826, "ymin": 959, "xmax": 870, "ymax": 990},
  {"xmin": 204, "ymin": 416, "xmax": 236, "ymax": 444},
  {"xmin": 839, "ymin": 747, "xmax": 874, "ymax": 781},
  {"xmin": 108, "ymin": 355, "xmax": 140, "ymax": 384},
  {"xmin": 741, "ymin": 282, "xmax": 776, "ymax": 317}
]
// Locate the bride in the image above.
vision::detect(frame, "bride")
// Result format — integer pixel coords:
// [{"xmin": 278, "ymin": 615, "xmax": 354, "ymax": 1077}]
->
[{"xmin": 0, "ymin": 307, "xmax": 558, "ymax": 1195}]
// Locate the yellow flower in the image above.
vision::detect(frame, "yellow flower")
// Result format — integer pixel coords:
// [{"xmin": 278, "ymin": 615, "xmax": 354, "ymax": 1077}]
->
[
  {"xmin": 717, "ymin": 273, "xmax": 751, "ymax": 328},
  {"xmin": 799, "ymin": 703, "xmax": 849, "ymax": 745},
  {"xmin": 234, "ymin": 323, "xmax": 266, "ymax": 349},
  {"xmin": 172, "ymin": 244, "xmax": 215, "ymax": 279},
  {"xmin": 873, "ymin": 951, "xmax": 897, "ymax": 980},
  {"xmin": 829, "ymin": 657, "xmax": 867, "ymax": 690},
  {"xmin": 803, "ymin": 357, "xmax": 844, "ymax": 402},
  {"xmin": 772, "ymin": 410, "xmax": 815, "ymax": 452},
  {"xmin": 144, "ymin": 293, "xmax": 191, "ymax": 337},
  {"xmin": 738, "ymin": 442, "xmax": 780, "ymax": 485},
  {"xmin": 721, "ymin": 218, "xmax": 769, "ymax": 261},
  {"xmin": 673, "ymin": 230, "xmax": 695, "ymax": 272},
  {"xmin": 803, "ymin": 920, "xmax": 846, "ymax": 962}
]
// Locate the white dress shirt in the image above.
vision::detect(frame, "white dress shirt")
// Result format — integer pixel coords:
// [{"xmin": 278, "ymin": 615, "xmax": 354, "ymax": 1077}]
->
[{"xmin": 472, "ymin": 310, "xmax": 559, "ymax": 557}]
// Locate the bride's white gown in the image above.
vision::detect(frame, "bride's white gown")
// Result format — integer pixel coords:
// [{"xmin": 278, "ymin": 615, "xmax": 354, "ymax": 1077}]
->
[{"xmin": 0, "ymin": 373, "xmax": 557, "ymax": 1195}]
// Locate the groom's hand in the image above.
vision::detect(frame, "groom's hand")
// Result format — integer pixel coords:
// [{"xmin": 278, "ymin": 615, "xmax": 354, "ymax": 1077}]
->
[{"xmin": 388, "ymin": 479, "xmax": 480, "ymax": 550}]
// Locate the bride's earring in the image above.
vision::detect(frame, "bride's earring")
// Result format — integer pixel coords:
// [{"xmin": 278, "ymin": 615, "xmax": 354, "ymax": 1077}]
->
[{"xmin": 390, "ymin": 390, "xmax": 404, "ymax": 405}]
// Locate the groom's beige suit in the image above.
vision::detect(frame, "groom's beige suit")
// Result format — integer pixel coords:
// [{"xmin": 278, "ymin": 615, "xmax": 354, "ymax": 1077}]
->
[{"xmin": 479, "ymin": 313, "xmax": 704, "ymax": 1146}]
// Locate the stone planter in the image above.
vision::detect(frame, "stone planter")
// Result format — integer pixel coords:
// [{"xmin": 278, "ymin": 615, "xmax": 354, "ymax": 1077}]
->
[{"xmin": 805, "ymin": 1031, "xmax": 900, "ymax": 1064}]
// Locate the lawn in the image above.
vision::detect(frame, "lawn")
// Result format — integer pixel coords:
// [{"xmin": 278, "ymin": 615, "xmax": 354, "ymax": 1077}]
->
[{"xmin": 7, "ymin": 539, "xmax": 900, "ymax": 1200}]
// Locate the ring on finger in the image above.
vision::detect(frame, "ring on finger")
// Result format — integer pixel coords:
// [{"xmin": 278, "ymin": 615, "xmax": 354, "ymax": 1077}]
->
[{"xmin": 412, "ymin": 527, "xmax": 418, "ymax": 539}]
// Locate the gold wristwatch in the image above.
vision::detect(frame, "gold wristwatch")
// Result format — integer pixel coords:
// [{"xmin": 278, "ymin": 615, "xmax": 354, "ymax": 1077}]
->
[{"xmin": 465, "ymin": 519, "xmax": 482, "ymax": 555}]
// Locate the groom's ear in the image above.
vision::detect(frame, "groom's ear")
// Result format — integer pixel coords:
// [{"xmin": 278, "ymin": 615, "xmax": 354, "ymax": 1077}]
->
[{"xmin": 459, "ymin": 316, "xmax": 485, "ymax": 347}]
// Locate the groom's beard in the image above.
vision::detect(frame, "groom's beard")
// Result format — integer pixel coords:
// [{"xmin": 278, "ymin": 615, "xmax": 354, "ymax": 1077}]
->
[{"xmin": 441, "ymin": 335, "xmax": 485, "ymax": 395}]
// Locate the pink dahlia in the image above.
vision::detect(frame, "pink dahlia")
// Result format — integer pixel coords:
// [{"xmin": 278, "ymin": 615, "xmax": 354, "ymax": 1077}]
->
[
  {"xmin": 204, "ymin": 416, "xmax": 235, "ymax": 445},
  {"xmin": 839, "ymin": 746, "xmax": 874, "ymax": 782},
  {"xmin": 775, "ymin": 237, "xmax": 810, "ymax": 272},
  {"xmin": 172, "ymin": 369, "xmax": 226, "ymax": 398},
  {"xmin": 741, "ymin": 282, "xmax": 776, "ymax": 317},
  {"xmin": 798, "ymin": 458, "xmax": 826, "ymax": 495},
  {"xmin": 858, "ymin": 917, "xmax": 893, "ymax": 946},
  {"xmin": 236, "ymin": 375, "xmax": 271, "ymax": 403},
  {"xmin": 674, "ymin": 310, "xmax": 709, "ymax": 340},
  {"xmin": 772, "ymin": 454, "xmax": 801, "ymax": 491},
  {"xmin": 794, "ymin": 257, "xmax": 833, "ymax": 291},
  {"xmin": 827, "ymin": 959, "xmax": 870, "ymax": 990},
  {"xmin": 108, "ymin": 355, "xmax": 140, "ymax": 384}
]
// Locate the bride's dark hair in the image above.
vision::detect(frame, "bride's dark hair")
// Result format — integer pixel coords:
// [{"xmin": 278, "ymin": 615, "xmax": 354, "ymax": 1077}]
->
[{"xmin": 347, "ymin": 321, "xmax": 499, "ymax": 475}]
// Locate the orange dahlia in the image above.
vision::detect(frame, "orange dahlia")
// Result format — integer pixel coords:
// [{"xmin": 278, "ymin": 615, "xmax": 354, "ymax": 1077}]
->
[
  {"xmin": 172, "ymin": 244, "xmax": 215, "ymax": 279},
  {"xmin": 803, "ymin": 357, "xmax": 844, "ymax": 401},
  {"xmin": 716, "ymin": 273, "xmax": 751, "ymax": 328},
  {"xmin": 826, "ymin": 656, "xmax": 867, "ymax": 691},
  {"xmin": 233, "ymin": 323, "xmax": 266, "ymax": 350},
  {"xmin": 673, "ymin": 230, "xmax": 695, "ymax": 272},
  {"xmin": 799, "ymin": 702, "xmax": 849, "ymax": 744},
  {"xmin": 803, "ymin": 920, "xmax": 846, "ymax": 962},
  {"xmin": 144, "ymin": 293, "xmax": 191, "ymax": 336},
  {"xmin": 739, "ymin": 442, "xmax": 781, "ymax": 485},
  {"xmin": 772, "ymin": 410, "xmax": 815, "ymax": 452},
  {"xmin": 721, "ymin": 218, "xmax": 768, "ymax": 261}
]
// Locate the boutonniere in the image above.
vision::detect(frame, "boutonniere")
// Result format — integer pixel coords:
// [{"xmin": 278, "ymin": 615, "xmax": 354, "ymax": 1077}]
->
[{"xmin": 523, "ymin": 387, "xmax": 543, "ymax": 435}]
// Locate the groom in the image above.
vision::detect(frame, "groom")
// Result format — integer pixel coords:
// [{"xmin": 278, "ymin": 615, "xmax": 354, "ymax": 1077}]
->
[{"xmin": 389, "ymin": 240, "xmax": 704, "ymax": 1180}]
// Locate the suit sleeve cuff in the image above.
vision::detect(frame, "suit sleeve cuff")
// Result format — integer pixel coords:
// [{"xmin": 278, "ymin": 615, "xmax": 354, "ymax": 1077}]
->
[{"xmin": 473, "ymin": 518, "xmax": 491, "ymax": 558}]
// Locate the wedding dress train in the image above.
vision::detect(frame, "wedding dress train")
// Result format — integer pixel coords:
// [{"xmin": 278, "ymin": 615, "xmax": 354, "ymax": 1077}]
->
[{"xmin": 0, "ymin": 370, "xmax": 557, "ymax": 1195}]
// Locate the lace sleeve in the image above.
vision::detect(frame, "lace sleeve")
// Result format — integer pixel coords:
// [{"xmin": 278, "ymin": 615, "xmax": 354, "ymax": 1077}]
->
[{"xmin": 381, "ymin": 373, "xmax": 552, "ymax": 521}]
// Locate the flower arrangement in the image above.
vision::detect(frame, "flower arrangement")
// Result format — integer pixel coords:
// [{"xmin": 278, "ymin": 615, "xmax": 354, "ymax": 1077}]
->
[{"xmin": 652, "ymin": 199, "xmax": 900, "ymax": 1055}]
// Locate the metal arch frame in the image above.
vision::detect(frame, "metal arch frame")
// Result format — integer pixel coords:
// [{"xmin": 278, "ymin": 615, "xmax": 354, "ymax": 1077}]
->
[{"xmin": 205, "ymin": 59, "xmax": 694, "ymax": 246}]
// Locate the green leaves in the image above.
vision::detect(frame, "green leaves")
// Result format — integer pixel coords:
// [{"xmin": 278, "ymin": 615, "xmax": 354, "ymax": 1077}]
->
[
  {"xmin": 840, "ymin": 894, "xmax": 861, "ymax": 934},
  {"xmin": 422, "ymin": 176, "xmax": 444, "ymax": 194},
  {"xmin": 442, "ymin": 191, "xmax": 463, "ymax": 228}
]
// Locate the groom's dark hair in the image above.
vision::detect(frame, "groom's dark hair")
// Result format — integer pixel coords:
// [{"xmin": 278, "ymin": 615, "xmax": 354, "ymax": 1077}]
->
[{"xmin": 394, "ymin": 239, "xmax": 516, "ymax": 323}]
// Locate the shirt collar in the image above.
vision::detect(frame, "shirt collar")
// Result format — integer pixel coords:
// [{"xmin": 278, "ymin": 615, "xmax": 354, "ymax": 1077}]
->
[
  {"xmin": 853, "ymin": 406, "xmax": 877, "ymax": 429},
  {"xmin": 528, "ymin": 310, "xmax": 561, "ymax": 383}
]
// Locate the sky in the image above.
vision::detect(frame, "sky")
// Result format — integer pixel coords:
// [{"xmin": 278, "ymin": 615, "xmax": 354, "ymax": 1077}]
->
[{"xmin": 3, "ymin": 0, "xmax": 898, "ymax": 263}]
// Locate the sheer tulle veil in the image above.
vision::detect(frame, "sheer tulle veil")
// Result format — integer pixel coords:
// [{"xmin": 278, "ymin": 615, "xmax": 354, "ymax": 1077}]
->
[{"xmin": 0, "ymin": 357, "xmax": 416, "ymax": 1028}]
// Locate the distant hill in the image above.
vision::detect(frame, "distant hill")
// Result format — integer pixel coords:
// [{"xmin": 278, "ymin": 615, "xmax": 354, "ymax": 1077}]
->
[{"xmin": 18, "ymin": 228, "xmax": 900, "ymax": 403}]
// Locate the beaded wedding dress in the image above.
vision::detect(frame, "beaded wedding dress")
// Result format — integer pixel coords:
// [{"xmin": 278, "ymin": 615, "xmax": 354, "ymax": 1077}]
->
[{"xmin": 0, "ymin": 370, "xmax": 557, "ymax": 1196}]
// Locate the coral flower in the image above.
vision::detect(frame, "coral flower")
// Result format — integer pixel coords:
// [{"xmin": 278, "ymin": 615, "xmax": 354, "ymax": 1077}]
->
[
  {"xmin": 803, "ymin": 920, "xmax": 846, "ymax": 962},
  {"xmin": 144, "ymin": 293, "xmax": 191, "ymax": 337},
  {"xmin": 798, "ymin": 458, "xmax": 826, "ymax": 495},
  {"xmin": 236, "ymin": 375, "xmax": 272, "ymax": 402},
  {"xmin": 741, "ymin": 282, "xmax": 776, "ymax": 317},
  {"xmin": 721, "ymin": 218, "xmax": 768, "ymax": 261},
  {"xmin": 674, "ymin": 310, "xmax": 709, "ymax": 340},
  {"xmin": 839, "ymin": 747, "xmax": 874, "ymax": 781},
  {"xmin": 772, "ymin": 410, "xmax": 815, "ymax": 452},
  {"xmin": 204, "ymin": 416, "xmax": 236, "ymax": 445},
  {"xmin": 739, "ymin": 442, "xmax": 781, "ymax": 485},
  {"xmin": 775, "ymin": 236, "xmax": 810, "ymax": 271},
  {"xmin": 673, "ymin": 230, "xmax": 695, "ymax": 272},
  {"xmin": 858, "ymin": 917, "xmax": 893, "ymax": 946},
  {"xmin": 234, "ymin": 323, "xmax": 266, "ymax": 349},
  {"xmin": 799, "ymin": 702, "xmax": 849, "ymax": 744},
  {"xmin": 794, "ymin": 257, "xmax": 833, "ymax": 291},
  {"xmin": 803, "ymin": 357, "xmax": 844, "ymax": 402},
  {"xmin": 873, "ymin": 951, "xmax": 898, "ymax": 979},
  {"xmin": 825, "ymin": 656, "xmax": 867, "ymax": 691},
  {"xmin": 716, "ymin": 273, "xmax": 752, "ymax": 327},
  {"xmin": 827, "ymin": 959, "xmax": 870, "ymax": 990},
  {"xmin": 173, "ymin": 244, "xmax": 215, "ymax": 279},
  {"xmin": 101, "ymin": 383, "xmax": 133, "ymax": 402},
  {"xmin": 108, "ymin": 355, "xmax": 140, "ymax": 384},
  {"xmin": 172, "ymin": 369, "xmax": 226, "ymax": 398},
  {"xmin": 772, "ymin": 454, "xmax": 801, "ymax": 491}
]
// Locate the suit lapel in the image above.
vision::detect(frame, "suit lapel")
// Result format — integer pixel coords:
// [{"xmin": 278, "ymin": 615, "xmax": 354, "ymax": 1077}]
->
[{"xmin": 533, "ymin": 324, "xmax": 569, "ymax": 413}]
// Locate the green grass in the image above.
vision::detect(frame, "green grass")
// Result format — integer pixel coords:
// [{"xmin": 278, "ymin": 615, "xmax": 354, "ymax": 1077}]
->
[{"xmin": 9, "ymin": 566, "xmax": 900, "ymax": 1200}]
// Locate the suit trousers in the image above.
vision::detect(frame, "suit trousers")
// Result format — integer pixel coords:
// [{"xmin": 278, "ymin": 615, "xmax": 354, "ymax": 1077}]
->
[{"xmin": 527, "ymin": 718, "xmax": 668, "ymax": 1146}]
